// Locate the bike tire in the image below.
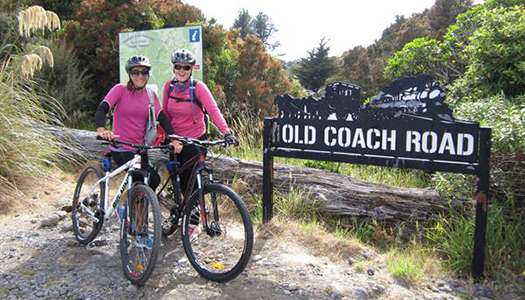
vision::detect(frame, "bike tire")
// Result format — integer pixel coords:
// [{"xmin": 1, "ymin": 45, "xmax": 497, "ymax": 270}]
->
[
  {"xmin": 71, "ymin": 166, "xmax": 105, "ymax": 245},
  {"xmin": 181, "ymin": 183, "xmax": 254, "ymax": 282},
  {"xmin": 120, "ymin": 183, "xmax": 161, "ymax": 286}
]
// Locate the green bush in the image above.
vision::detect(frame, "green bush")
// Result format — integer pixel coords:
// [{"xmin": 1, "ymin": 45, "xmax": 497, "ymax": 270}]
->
[
  {"xmin": 35, "ymin": 39, "xmax": 95, "ymax": 128},
  {"xmin": 384, "ymin": 37, "xmax": 446, "ymax": 81},
  {"xmin": 426, "ymin": 202, "xmax": 525, "ymax": 280},
  {"xmin": 461, "ymin": 6, "xmax": 525, "ymax": 99},
  {"xmin": 455, "ymin": 94, "xmax": 525, "ymax": 203}
]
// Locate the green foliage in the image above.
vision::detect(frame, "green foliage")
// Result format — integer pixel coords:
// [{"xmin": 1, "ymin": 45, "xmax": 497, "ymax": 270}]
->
[
  {"xmin": 293, "ymin": 38, "xmax": 336, "ymax": 92},
  {"xmin": 62, "ymin": 0, "xmax": 205, "ymax": 101},
  {"xmin": 431, "ymin": 173, "xmax": 475, "ymax": 201},
  {"xmin": 428, "ymin": 0, "xmax": 473, "ymax": 37},
  {"xmin": 303, "ymin": 160, "xmax": 341, "ymax": 173},
  {"xmin": 0, "ymin": 6, "xmax": 78, "ymax": 196},
  {"xmin": 232, "ymin": 9, "xmax": 253, "ymax": 38},
  {"xmin": 485, "ymin": 0, "xmax": 525, "ymax": 9},
  {"xmin": 251, "ymin": 12, "xmax": 278, "ymax": 50},
  {"xmin": 384, "ymin": 37, "xmax": 445, "ymax": 80},
  {"xmin": 456, "ymin": 94, "xmax": 525, "ymax": 153},
  {"xmin": 461, "ymin": 6, "xmax": 525, "ymax": 98},
  {"xmin": 0, "ymin": 72, "xmax": 66, "ymax": 194},
  {"xmin": 338, "ymin": 0, "xmax": 472, "ymax": 97},
  {"xmin": 34, "ymin": 39, "xmax": 95, "ymax": 128},
  {"xmin": 386, "ymin": 249, "xmax": 426, "ymax": 283},
  {"xmin": 273, "ymin": 188, "xmax": 322, "ymax": 222},
  {"xmin": 29, "ymin": 0, "xmax": 81, "ymax": 20},
  {"xmin": 344, "ymin": 165, "xmax": 430, "ymax": 188},
  {"xmin": 232, "ymin": 9, "xmax": 279, "ymax": 48},
  {"xmin": 431, "ymin": 94, "xmax": 525, "ymax": 215},
  {"xmin": 334, "ymin": 218, "xmax": 375, "ymax": 244},
  {"xmin": 426, "ymin": 203, "xmax": 525, "ymax": 278},
  {"xmin": 233, "ymin": 35, "xmax": 293, "ymax": 118},
  {"xmin": 54, "ymin": 1, "xmax": 293, "ymax": 125},
  {"xmin": 218, "ymin": 112, "xmax": 263, "ymax": 161},
  {"xmin": 455, "ymin": 94, "xmax": 525, "ymax": 202}
]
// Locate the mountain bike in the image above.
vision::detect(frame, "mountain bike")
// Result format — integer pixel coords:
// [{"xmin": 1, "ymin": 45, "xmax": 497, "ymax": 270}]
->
[
  {"xmin": 71, "ymin": 137, "xmax": 162, "ymax": 286},
  {"xmin": 155, "ymin": 134, "xmax": 254, "ymax": 283}
]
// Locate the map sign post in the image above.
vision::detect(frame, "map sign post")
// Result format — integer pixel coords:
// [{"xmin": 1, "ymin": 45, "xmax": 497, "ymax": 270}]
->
[
  {"xmin": 262, "ymin": 75, "xmax": 491, "ymax": 279},
  {"xmin": 119, "ymin": 26, "xmax": 203, "ymax": 95}
]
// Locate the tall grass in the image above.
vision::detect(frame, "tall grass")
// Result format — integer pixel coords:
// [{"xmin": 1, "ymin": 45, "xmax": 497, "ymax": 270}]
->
[
  {"xmin": 426, "ymin": 201, "xmax": 525, "ymax": 281},
  {"xmin": 0, "ymin": 68, "xmax": 68, "ymax": 196},
  {"xmin": 385, "ymin": 246, "xmax": 442, "ymax": 284},
  {"xmin": 0, "ymin": 6, "xmax": 77, "ymax": 199},
  {"xmin": 220, "ymin": 114, "xmax": 263, "ymax": 161}
]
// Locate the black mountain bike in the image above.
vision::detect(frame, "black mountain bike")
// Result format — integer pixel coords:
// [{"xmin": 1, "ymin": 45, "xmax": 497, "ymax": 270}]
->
[
  {"xmin": 72, "ymin": 138, "xmax": 162, "ymax": 285},
  {"xmin": 156, "ymin": 135, "xmax": 254, "ymax": 283}
]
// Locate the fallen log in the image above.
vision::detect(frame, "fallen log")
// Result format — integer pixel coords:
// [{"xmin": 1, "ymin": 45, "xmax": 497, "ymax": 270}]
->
[{"xmin": 51, "ymin": 126, "xmax": 453, "ymax": 223}]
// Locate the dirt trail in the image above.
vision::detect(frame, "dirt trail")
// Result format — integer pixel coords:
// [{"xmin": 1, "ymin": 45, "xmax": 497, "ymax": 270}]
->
[{"xmin": 0, "ymin": 171, "xmax": 516, "ymax": 300}]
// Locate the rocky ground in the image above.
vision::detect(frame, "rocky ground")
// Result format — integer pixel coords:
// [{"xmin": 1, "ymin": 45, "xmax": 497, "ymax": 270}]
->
[{"xmin": 0, "ymin": 172, "xmax": 522, "ymax": 300}]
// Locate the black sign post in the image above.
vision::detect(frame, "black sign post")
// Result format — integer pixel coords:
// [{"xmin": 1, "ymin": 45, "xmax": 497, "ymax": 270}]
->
[{"xmin": 262, "ymin": 75, "xmax": 491, "ymax": 279}]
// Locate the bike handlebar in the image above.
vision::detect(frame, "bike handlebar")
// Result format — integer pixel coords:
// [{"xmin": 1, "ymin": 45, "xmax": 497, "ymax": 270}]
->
[
  {"xmin": 167, "ymin": 134, "xmax": 231, "ymax": 148},
  {"xmin": 96, "ymin": 136, "xmax": 166, "ymax": 151},
  {"xmin": 96, "ymin": 135, "xmax": 232, "ymax": 152}
]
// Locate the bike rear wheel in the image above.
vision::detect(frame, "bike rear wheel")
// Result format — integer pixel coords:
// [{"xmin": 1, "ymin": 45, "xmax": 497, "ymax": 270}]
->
[
  {"xmin": 72, "ymin": 166, "xmax": 105, "ymax": 245},
  {"xmin": 181, "ymin": 183, "xmax": 253, "ymax": 282},
  {"xmin": 120, "ymin": 183, "xmax": 161, "ymax": 286}
]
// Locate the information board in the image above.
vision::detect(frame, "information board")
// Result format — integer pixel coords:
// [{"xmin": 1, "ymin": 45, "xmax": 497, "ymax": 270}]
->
[{"xmin": 119, "ymin": 26, "xmax": 203, "ymax": 96}]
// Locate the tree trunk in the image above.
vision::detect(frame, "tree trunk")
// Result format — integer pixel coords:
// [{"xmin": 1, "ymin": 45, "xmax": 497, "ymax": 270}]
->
[{"xmin": 53, "ymin": 127, "xmax": 452, "ymax": 223}]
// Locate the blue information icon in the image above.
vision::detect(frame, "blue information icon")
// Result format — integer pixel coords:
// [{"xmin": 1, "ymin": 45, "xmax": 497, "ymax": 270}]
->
[{"xmin": 189, "ymin": 28, "xmax": 200, "ymax": 43}]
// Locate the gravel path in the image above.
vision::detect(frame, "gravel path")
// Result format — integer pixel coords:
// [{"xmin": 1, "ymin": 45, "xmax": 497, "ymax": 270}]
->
[{"xmin": 0, "ymin": 177, "xmax": 517, "ymax": 300}]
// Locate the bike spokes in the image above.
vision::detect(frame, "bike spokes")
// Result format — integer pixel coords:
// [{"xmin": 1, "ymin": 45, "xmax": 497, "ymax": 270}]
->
[
  {"xmin": 72, "ymin": 166, "xmax": 104, "ymax": 244},
  {"xmin": 182, "ymin": 184, "xmax": 253, "ymax": 282},
  {"xmin": 120, "ymin": 184, "xmax": 161, "ymax": 286}
]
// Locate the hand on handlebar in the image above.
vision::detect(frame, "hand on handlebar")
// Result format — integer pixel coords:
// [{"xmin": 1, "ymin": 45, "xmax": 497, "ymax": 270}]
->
[
  {"xmin": 224, "ymin": 133, "xmax": 239, "ymax": 146},
  {"xmin": 170, "ymin": 139, "xmax": 183, "ymax": 154},
  {"xmin": 96, "ymin": 127, "xmax": 113, "ymax": 141}
]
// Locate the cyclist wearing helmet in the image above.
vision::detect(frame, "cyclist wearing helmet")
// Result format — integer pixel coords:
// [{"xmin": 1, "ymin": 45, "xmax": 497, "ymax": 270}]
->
[
  {"xmin": 162, "ymin": 49, "xmax": 237, "ymax": 194},
  {"xmin": 95, "ymin": 55, "xmax": 183, "ymax": 190}
]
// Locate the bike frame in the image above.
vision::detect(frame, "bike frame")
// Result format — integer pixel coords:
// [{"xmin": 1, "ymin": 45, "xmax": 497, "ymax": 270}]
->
[
  {"xmin": 158, "ymin": 138, "xmax": 225, "ymax": 234},
  {"xmin": 79, "ymin": 154, "xmax": 149, "ymax": 223}
]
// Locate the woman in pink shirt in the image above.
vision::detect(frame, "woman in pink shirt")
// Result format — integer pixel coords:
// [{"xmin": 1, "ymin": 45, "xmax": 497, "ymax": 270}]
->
[
  {"xmin": 162, "ymin": 49, "xmax": 237, "ymax": 195},
  {"xmin": 95, "ymin": 55, "xmax": 182, "ymax": 190}
]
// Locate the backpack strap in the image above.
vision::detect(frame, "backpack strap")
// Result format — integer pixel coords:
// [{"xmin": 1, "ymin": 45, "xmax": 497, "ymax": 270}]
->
[
  {"xmin": 168, "ymin": 80, "xmax": 202, "ymax": 108},
  {"xmin": 167, "ymin": 79, "xmax": 208, "ymax": 134},
  {"xmin": 145, "ymin": 87, "xmax": 158, "ymax": 145},
  {"xmin": 192, "ymin": 79, "xmax": 209, "ymax": 135},
  {"xmin": 146, "ymin": 87, "xmax": 156, "ymax": 124}
]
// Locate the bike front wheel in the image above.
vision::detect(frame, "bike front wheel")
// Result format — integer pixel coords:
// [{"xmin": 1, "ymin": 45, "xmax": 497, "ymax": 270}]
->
[
  {"xmin": 120, "ymin": 183, "xmax": 161, "ymax": 286},
  {"xmin": 182, "ymin": 183, "xmax": 254, "ymax": 282},
  {"xmin": 72, "ymin": 166, "xmax": 105, "ymax": 245}
]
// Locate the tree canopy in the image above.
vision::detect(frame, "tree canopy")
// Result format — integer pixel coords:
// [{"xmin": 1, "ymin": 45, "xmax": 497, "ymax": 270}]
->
[{"xmin": 293, "ymin": 38, "xmax": 336, "ymax": 92}]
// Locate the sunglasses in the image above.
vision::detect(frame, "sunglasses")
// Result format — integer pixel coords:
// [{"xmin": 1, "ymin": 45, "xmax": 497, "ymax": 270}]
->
[
  {"xmin": 130, "ymin": 70, "xmax": 150, "ymax": 76},
  {"xmin": 174, "ymin": 64, "xmax": 192, "ymax": 71}
]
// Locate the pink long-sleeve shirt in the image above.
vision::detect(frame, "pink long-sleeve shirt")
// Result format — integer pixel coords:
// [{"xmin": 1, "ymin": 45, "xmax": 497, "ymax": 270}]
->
[
  {"xmin": 162, "ymin": 79, "xmax": 229, "ymax": 139},
  {"xmin": 103, "ymin": 83, "xmax": 161, "ymax": 150}
]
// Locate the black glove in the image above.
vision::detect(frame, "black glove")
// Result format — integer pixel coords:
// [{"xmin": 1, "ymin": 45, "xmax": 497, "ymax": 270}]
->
[{"xmin": 224, "ymin": 133, "xmax": 238, "ymax": 146}]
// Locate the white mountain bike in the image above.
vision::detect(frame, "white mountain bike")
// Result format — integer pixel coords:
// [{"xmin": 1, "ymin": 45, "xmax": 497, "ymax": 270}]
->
[{"xmin": 71, "ymin": 137, "xmax": 162, "ymax": 285}]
